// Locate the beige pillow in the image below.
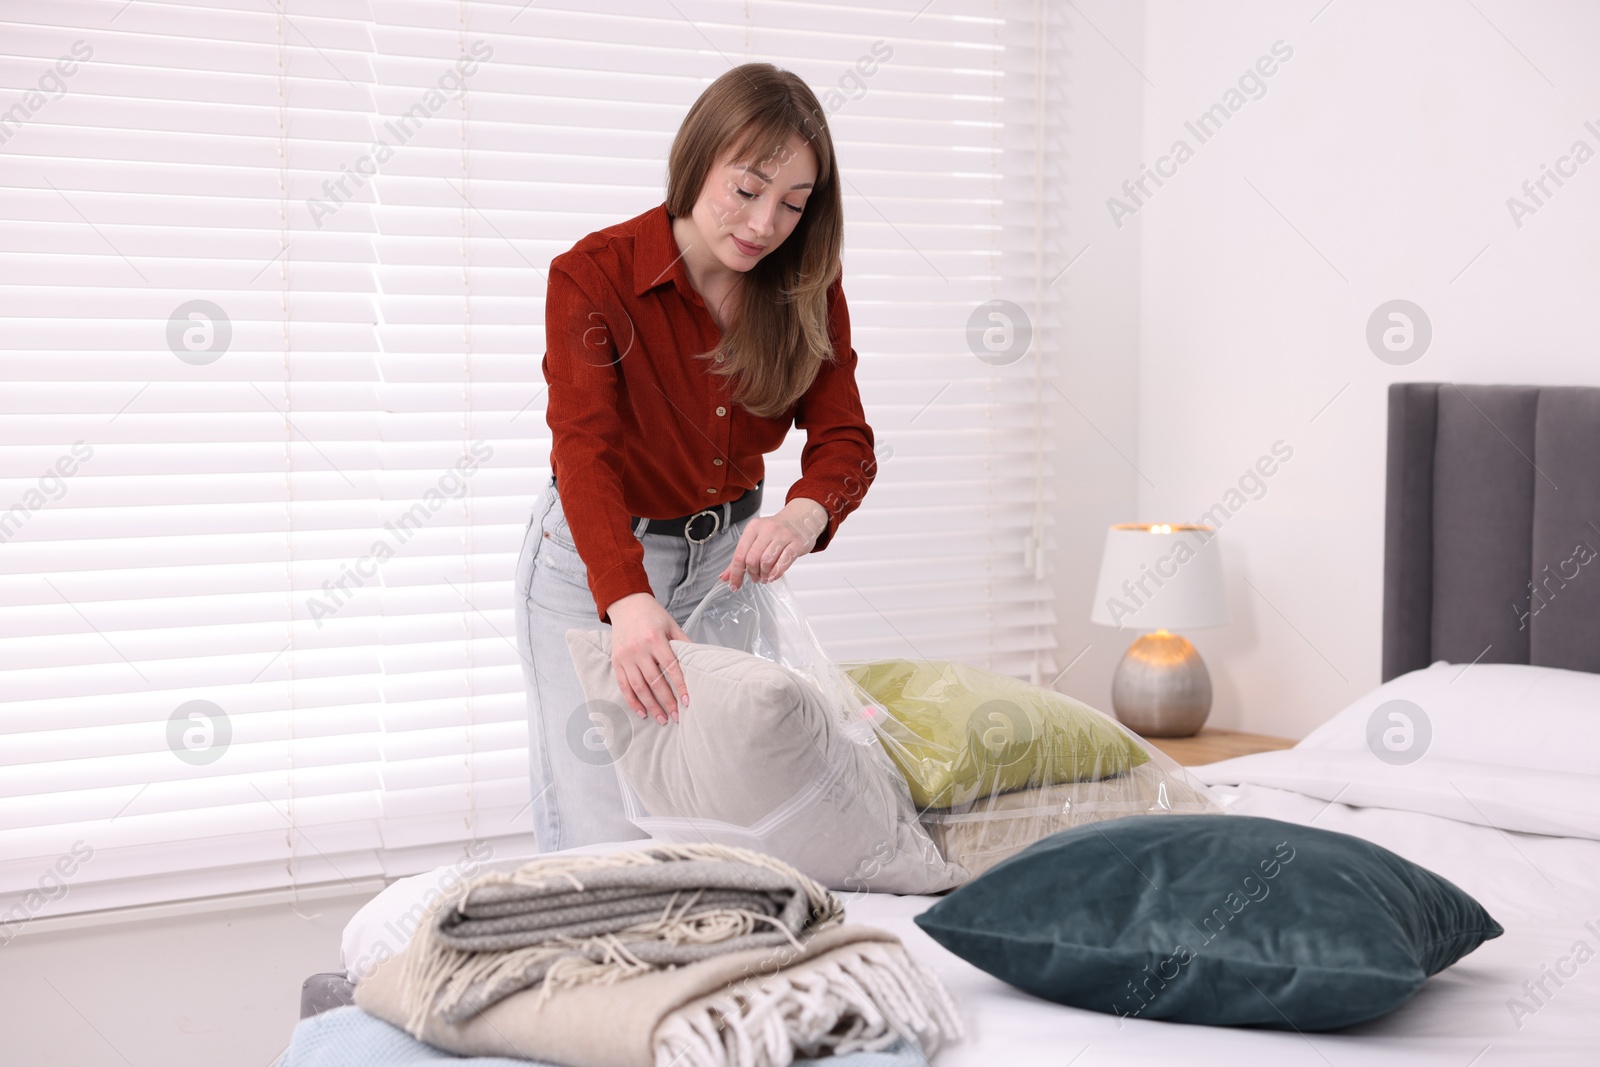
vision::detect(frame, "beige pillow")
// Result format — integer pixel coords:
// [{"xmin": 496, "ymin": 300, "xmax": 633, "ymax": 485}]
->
[
  {"xmin": 564, "ymin": 629, "xmax": 966, "ymax": 895},
  {"xmin": 921, "ymin": 769, "xmax": 1222, "ymax": 879}
]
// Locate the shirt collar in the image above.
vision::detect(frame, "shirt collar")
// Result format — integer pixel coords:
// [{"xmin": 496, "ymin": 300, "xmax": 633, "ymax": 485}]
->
[{"xmin": 633, "ymin": 202, "xmax": 687, "ymax": 298}]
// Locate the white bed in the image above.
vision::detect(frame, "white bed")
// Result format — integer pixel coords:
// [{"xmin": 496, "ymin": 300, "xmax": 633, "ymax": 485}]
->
[
  {"xmin": 837, "ymin": 779, "xmax": 1600, "ymax": 1066},
  {"xmin": 343, "ymin": 706, "xmax": 1600, "ymax": 1066}
]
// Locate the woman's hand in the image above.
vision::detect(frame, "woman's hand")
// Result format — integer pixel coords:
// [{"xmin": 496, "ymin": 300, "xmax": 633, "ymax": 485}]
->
[
  {"xmin": 605, "ymin": 592, "xmax": 690, "ymax": 724},
  {"xmin": 720, "ymin": 498, "xmax": 828, "ymax": 590}
]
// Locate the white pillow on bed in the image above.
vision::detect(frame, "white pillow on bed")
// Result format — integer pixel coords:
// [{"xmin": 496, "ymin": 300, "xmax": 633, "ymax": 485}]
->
[{"xmin": 1296, "ymin": 661, "xmax": 1600, "ymax": 775}]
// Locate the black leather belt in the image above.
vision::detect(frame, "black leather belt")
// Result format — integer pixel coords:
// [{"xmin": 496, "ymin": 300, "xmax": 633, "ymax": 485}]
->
[{"xmin": 551, "ymin": 475, "xmax": 762, "ymax": 545}]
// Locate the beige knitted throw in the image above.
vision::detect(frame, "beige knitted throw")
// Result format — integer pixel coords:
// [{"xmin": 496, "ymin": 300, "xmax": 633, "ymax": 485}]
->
[{"xmin": 354, "ymin": 843, "xmax": 963, "ymax": 1067}]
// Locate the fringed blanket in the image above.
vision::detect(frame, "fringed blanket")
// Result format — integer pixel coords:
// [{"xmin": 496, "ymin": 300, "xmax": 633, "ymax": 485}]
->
[{"xmin": 354, "ymin": 844, "xmax": 963, "ymax": 1067}]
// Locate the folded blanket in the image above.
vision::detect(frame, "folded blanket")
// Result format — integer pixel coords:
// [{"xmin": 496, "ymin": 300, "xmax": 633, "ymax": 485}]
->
[
  {"xmin": 354, "ymin": 844, "xmax": 963, "ymax": 1067},
  {"xmin": 392, "ymin": 843, "xmax": 843, "ymax": 1028}
]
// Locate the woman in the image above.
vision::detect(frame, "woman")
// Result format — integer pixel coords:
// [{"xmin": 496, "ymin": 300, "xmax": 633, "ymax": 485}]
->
[{"xmin": 513, "ymin": 64, "xmax": 879, "ymax": 851}]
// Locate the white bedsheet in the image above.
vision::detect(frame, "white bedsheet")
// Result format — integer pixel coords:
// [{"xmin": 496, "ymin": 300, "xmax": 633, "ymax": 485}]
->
[{"xmin": 343, "ymin": 755, "xmax": 1600, "ymax": 1067}]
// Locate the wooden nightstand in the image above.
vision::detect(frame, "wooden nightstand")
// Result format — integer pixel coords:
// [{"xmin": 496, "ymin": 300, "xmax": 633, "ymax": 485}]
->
[{"xmin": 1141, "ymin": 728, "xmax": 1294, "ymax": 767}]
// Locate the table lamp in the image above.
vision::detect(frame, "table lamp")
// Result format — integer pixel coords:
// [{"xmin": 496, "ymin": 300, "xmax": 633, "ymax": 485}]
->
[{"xmin": 1089, "ymin": 523, "xmax": 1229, "ymax": 737}]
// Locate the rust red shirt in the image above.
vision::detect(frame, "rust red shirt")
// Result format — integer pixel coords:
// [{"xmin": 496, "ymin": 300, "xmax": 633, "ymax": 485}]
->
[{"xmin": 543, "ymin": 202, "xmax": 876, "ymax": 621}]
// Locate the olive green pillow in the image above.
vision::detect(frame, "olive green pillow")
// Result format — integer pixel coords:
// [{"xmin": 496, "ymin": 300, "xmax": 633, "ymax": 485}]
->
[{"xmin": 842, "ymin": 658, "xmax": 1148, "ymax": 810}]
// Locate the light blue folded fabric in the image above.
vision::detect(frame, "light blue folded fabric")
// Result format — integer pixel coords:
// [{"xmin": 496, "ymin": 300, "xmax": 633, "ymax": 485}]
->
[
  {"xmin": 276, "ymin": 1006, "xmax": 535, "ymax": 1066},
  {"xmin": 277, "ymin": 1006, "xmax": 931, "ymax": 1067}
]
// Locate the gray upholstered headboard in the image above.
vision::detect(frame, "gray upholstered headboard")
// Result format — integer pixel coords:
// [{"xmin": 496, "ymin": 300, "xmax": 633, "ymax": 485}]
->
[{"xmin": 1382, "ymin": 383, "xmax": 1600, "ymax": 680}]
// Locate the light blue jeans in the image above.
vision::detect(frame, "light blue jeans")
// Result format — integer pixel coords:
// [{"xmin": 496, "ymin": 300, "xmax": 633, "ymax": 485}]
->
[{"xmin": 512, "ymin": 480, "xmax": 751, "ymax": 851}]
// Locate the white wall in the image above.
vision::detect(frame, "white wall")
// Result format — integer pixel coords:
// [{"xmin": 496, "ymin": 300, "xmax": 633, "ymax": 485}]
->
[
  {"xmin": 1049, "ymin": 0, "xmax": 1149, "ymax": 714},
  {"xmin": 1123, "ymin": 0, "xmax": 1600, "ymax": 737}
]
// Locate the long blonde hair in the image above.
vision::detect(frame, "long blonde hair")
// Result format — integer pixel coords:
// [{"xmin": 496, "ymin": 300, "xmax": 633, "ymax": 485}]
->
[{"xmin": 666, "ymin": 64, "xmax": 843, "ymax": 419}]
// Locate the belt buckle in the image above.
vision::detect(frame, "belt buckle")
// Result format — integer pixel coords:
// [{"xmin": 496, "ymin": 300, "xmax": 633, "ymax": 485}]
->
[{"xmin": 684, "ymin": 508, "xmax": 721, "ymax": 545}]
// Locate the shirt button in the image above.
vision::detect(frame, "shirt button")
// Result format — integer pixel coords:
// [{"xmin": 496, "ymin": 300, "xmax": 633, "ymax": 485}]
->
[
  {"xmin": 713, "ymin": 458, "xmax": 723, "ymax": 466},
  {"xmin": 715, "ymin": 406, "xmax": 727, "ymax": 417},
  {"xmin": 707, "ymin": 487, "xmax": 717, "ymax": 494}
]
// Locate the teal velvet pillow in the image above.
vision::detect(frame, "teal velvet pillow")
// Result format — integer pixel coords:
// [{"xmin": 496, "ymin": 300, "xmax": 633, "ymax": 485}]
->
[{"xmin": 913, "ymin": 814, "xmax": 1503, "ymax": 1030}]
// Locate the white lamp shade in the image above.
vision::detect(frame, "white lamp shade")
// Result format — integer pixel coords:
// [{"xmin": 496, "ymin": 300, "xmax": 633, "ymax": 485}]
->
[{"xmin": 1089, "ymin": 524, "xmax": 1229, "ymax": 631}]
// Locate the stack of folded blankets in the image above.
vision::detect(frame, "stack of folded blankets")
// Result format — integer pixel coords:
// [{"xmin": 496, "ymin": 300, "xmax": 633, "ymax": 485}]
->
[{"xmin": 355, "ymin": 842, "xmax": 963, "ymax": 1067}]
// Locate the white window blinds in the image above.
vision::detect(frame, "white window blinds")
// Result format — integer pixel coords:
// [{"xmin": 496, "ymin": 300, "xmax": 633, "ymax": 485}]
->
[{"xmin": 0, "ymin": 0, "xmax": 1059, "ymax": 920}]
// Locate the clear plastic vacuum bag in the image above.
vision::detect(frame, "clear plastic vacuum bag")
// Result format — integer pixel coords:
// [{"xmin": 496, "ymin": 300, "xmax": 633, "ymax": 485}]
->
[
  {"xmin": 608, "ymin": 576, "xmax": 1220, "ymax": 891},
  {"xmin": 839, "ymin": 657, "xmax": 1222, "ymax": 879},
  {"xmin": 609, "ymin": 576, "xmax": 965, "ymax": 895}
]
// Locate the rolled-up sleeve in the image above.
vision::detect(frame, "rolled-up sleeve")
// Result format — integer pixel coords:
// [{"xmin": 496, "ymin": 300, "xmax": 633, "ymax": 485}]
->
[
  {"xmin": 543, "ymin": 264, "xmax": 654, "ymax": 621},
  {"xmin": 784, "ymin": 279, "xmax": 877, "ymax": 552}
]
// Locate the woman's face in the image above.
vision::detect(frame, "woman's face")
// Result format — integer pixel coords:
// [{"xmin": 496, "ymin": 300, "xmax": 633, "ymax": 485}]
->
[{"xmin": 689, "ymin": 132, "xmax": 818, "ymax": 273}]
